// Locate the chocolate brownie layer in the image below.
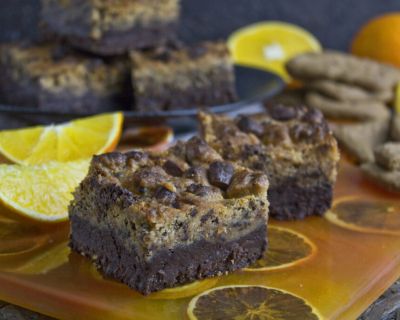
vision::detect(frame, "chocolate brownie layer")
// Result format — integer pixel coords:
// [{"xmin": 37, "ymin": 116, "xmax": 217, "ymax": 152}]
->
[
  {"xmin": 64, "ymin": 22, "xmax": 178, "ymax": 56},
  {"xmin": 135, "ymin": 81, "xmax": 236, "ymax": 112},
  {"xmin": 268, "ymin": 173, "xmax": 333, "ymax": 220},
  {"xmin": 70, "ymin": 215, "xmax": 266, "ymax": 295},
  {"xmin": 199, "ymin": 106, "xmax": 339, "ymax": 220},
  {"xmin": 69, "ymin": 138, "xmax": 269, "ymax": 294}
]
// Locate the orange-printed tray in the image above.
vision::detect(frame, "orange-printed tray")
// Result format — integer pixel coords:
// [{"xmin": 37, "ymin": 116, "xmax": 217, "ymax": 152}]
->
[{"xmin": 0, "ymin": 160, "xmax": 399, "ymax": 320}]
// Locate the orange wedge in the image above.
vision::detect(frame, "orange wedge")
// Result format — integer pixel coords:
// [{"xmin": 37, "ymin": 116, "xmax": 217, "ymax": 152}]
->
[
  {"xmin": 228, "ymin": 21, "xmax": 321, "ymax": 82},
  {"xmin": 0, "ymin": 112, "xmax": 123, "ymax": 165},
  {"xmin": 0, "ymin": 160, "xmax": 90, "ymax": 222}
]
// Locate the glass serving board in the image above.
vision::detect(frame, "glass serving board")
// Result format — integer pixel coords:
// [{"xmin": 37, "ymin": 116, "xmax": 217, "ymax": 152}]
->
[{"xmin": 0, "ymin": 159, "xmax": 399, "ymax": 320}]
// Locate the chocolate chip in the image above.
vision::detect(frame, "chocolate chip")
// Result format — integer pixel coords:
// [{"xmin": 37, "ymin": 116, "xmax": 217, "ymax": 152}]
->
[
  {"xmin": 154, "ymin": 186, "xmax": 176, "ymax": 205},
  {"xmin": 267, "ymin": 104, "xmax": 299, "ymax": 121},
  {"xmin": 302, "ymin": 108, "xmax": 324, "ymax": 123},
  {"xmin": 208, "ymin": 161, "xmax": 234, "ymax": 189},
  {"xmin": 163, "ymin": 160, "xmax": 183, "ymax": 177},
  {"xmin": 237, "ymin": 116, "xmax": 264, "ymax": 136},
  {"xmin": 290, "ymin": 123, "xmax": 315, "ymax": 141},
  {"xmin": 227, "ymin": 171, "xmax": 269, "ymax": 198},
  {"xmin": 186, "ymin": 137, "xmax": 220, "ymax": 164}
]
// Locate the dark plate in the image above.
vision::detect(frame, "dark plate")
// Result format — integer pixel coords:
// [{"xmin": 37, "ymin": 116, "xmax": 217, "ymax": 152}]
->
[{"xmin": 0, "ymin": 65, "xmax": 285, "ymax": 130}]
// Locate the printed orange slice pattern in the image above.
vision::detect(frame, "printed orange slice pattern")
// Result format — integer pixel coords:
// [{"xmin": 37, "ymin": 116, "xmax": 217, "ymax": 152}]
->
[
  {"xmin": 187, "ymin": 285, "xmax": 323, "ymax": 320},
  {"xmin": 245, "ymin": 226, "xmax": 316, "ymax": 271},
  {"xmin": 326, "ymin": 198, "xmax": 400, "ymax": 236}
]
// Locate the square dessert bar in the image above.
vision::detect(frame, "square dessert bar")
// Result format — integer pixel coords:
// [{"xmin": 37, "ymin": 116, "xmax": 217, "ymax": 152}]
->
[
  {"xmin": 0, "ymin": 43, "xmax": 130, "ymax": 113},
  {"xmin": 199, "ymin": 105, "xmax": 340, "ymax": 220},
  {"xmin": 69, "ymin": 137, "xmax": 269, "ymax": 294},
  {"xmin": 40, "ymin": 0, "xmax": 180, "ymax": 56},
  {"xmin": 130, "ymin": 41, "xmax": 237, "ymax": 112}
]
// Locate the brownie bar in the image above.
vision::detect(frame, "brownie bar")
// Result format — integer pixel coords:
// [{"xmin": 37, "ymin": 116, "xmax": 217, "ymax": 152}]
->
[
  {"xmin": 199, "ymin": 105, "xmax": 340, "ymax": 220},
  {"xmin": 69, "ymin": 137, "xmax": 269, "ymax": 294},
  {"xmin": 40, "ymin": 0, "xmax": 180, "ymax": 56},
  {"xmin": 0, "ymin": 43, "xmax": 130, "ymax": 113},
  {"xmin": 130, "ymin": 41, "xmax": 237, "ymax": 112}
]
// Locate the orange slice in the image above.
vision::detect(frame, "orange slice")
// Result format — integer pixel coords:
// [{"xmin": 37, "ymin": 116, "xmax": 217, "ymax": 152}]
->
[
  {"xmin": 119, "ymin": 126, "xmax": 174, "ymax": 153},
  {"xmin": 244, "ymin": 226, "xmax": 316, "ymax": 272},
  {"xmin": 0, "ymin": 112, "xmax": 123, "ymax": 165},
  {"xmin": 0, "ymin": 160, "xmax": 90, "ymax": 222},
  {"xmin": 187, "ymin": 285, "xmax": 323, "ymax": 320},
  {"xmin": 325, "ymin": 197, "xmax": 400, "ymax": 236},
  {"xmin": 228, "ymin": 21, "xmax": 321, "ymax": 81}
]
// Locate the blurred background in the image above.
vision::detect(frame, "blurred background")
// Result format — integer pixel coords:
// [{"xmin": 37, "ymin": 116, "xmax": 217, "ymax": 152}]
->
[{"xmin": 1, "ymin": 0, "xmax": 400, "ymax": 49}]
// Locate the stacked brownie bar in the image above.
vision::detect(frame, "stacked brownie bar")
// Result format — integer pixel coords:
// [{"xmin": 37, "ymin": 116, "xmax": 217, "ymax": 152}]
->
[
  {"xmin": 0, "ymin": 0, "xmax": 237, "ymax": 114},
  {"xmin": 199, "ymin": 105, "xmax": 340, "ymax": 220},
  {"xmin": 40, "ymin": 0, "xmax": 181, "ymax": 56},
  {"xmin": 0, "ymin": 43, "xmax": 130, "ymax": 113},
  {"xmin": 69, "ymin": 106, "xmax": 340, "ymax": 294},
  {"xmin": 69, "ymin": 137, "xmax": 269, "ymax": 294},
  {"xmin": 131, "ymin": 42, "xmax": 237, "ymax": 111}
]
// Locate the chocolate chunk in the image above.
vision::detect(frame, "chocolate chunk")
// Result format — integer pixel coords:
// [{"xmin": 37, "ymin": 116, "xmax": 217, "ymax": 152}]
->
[
  {"xmin": 267, "ymin": 104, "xmax": 299, "ymax": 121},
  {"xmin": 302, "ymin": 108, "xmax": 324, "ymax": 124},
  {"xmin": 208, "ymin": 161, "xmax": 234, "ymax": 189},
  {"xmin": 290, "ymin": 123, "xmax": 315, "ymax": 141},
  {"xmin": 237, "ymin": 116, "xmax": 264, "ymax": 136},
  {"xmin": 227, "ymin": 170, "xmax": 269, "ymax": 198},
  {"xmin": 185, "ymin": 137, "xmax": 221, "ymax": 164},
  {"xmin": 154, "ymin": 186, "xmax": 176, "ymax": 205},
  {"xmin": 163, "ymin": 160, "xmax": 183, "ymax": 177},
  {"xmin": 134, "ymin": 166, "xmax": 167, "ymax": 190}
]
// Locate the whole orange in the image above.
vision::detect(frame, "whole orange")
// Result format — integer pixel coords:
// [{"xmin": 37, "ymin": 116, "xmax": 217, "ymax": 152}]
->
[{"xmin": 351, "ymin": 13, "xmax": 400, "ymax": 67}]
